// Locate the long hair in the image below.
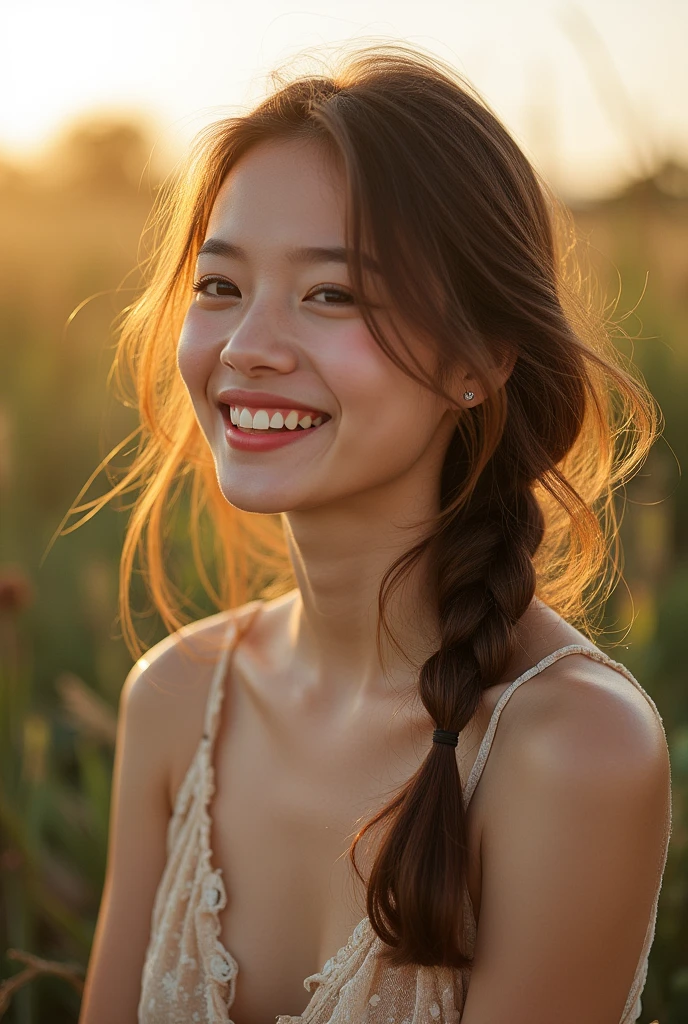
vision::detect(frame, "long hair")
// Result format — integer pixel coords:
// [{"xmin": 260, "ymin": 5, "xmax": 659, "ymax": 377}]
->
[{"xmin": 62, "ymin": 42, "xmax": 658, "ymax": 969}]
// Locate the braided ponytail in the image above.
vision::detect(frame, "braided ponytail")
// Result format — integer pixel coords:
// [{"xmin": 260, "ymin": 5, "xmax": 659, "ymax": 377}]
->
[{"xmin": 349, "ymin": 432, "xmax": 546, "ymax": 968}]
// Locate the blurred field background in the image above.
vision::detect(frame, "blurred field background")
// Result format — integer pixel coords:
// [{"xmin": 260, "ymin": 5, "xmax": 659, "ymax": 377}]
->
[{"xmin": 1, "ymin": 4, "xmax": 687, "ymax": 1022}]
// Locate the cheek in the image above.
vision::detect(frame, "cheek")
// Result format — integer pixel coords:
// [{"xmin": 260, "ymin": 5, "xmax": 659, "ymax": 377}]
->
[
  {"xmin": 177, "ymin": 311, "xmax": 216, "ymax": 399},
  {"xmin": 320, "ymin": 324, "xmax": 400, "ymax": 407},
  {"xmin": 320, "ymin": 325, "xmax": 443, "ymax": 460}
]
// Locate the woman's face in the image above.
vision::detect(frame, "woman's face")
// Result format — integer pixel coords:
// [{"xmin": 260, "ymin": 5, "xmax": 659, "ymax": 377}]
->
[{"xmin": 177, "ymin": 136, "xmax": 458, "ymax": 515}]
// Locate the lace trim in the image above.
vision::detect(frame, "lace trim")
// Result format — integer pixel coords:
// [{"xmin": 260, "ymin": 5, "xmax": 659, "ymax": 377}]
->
[
  {"xmin": 196, "ymin": 757, "xmax": 239, "ymax": 1013},
  {"xmin": 192, "ymin": 604, "xmax": 263, "ymax": 1020},
  {"xmin": 274, "ymin": 918, "xmax": 378, "ymax": 1023},
  {"xmin": 304, "ymin": 918, "xmax": 375, "ymax": 994}
]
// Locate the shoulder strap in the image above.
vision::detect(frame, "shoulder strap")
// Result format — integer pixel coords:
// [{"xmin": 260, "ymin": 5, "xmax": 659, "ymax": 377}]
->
[
  {"xmin": 202, "ymin": 602, "xmax": 263, "ymax": 747},
  {"xmin": 462, "ymin": 643, "xmax": 669, "ymax": 809}
]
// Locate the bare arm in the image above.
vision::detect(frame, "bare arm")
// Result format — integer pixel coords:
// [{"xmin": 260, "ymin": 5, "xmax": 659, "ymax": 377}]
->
[
  {"xmin": 78, "ymin": 656, "xmax": 173, "ymax": 1024},
  {"xmin": 461, "ymin": 674, "xmax": 671, "ymax": 1024}
]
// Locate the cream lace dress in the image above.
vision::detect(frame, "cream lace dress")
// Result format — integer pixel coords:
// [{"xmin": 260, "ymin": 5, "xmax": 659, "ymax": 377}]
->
[{"xmin": 138, "ymin": 604, "xmax": 673, "ymax": 1023}]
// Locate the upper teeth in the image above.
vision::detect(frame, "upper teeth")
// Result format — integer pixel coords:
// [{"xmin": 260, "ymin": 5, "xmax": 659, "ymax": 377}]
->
[{"xmin": 229, "ymin": 406, "xmax": 324, "ymax": 430}]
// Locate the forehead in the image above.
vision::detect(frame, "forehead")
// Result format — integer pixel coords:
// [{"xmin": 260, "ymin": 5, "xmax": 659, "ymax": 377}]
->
[{"xmin": 206, "ymin": 137, "xmax": 347, "ymax": 246}]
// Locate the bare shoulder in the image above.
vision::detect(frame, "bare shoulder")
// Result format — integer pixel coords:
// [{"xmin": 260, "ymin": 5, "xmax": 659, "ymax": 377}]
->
[
  {"xmin": 462, "ymin": 639, "xmax": 672, "ymax": 1022},
  {"xmin": 498, "ymin": 599, "xmax": 669, "ymax": 778},
  {"xmin": 128, "ymin": 608, "xmax": 221, "ymax": 689},
  {"xmin": 500, "ymin": 642, "xmax": 670, "ymax": 789},
  {"xmin": 121, "ymin": 600, "xmax": 264, "ymax": 810},
  {"xmin": 480, "ymin": 629, "xmax": 673, "ymax": 890},
  {"xmin": 123, "ymin": 598, "xmax": 268, "ymax": 702}
]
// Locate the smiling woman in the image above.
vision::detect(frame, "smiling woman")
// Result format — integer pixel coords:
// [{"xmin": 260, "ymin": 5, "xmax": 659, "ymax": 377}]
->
[{"xmin": 74, "ymin": 41, "xmax": 671, "ymax": 1024}]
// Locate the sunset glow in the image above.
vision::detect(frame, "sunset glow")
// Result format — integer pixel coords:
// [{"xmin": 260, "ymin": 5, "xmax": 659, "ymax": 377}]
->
[{"xmin": 1, "ymin": 0, "xmax": 686, "ymax": 200}]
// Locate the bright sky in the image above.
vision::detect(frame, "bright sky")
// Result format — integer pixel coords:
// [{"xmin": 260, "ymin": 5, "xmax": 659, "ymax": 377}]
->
[{"xmin": 1, "ymin": 0, "xmax": 686, "ymax": 200}]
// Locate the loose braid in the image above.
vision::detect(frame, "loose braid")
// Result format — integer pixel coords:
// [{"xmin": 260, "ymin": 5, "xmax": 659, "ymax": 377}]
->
[{"xmin": 350, "ymin": 427, "xmax": 546, "ymax": 968}]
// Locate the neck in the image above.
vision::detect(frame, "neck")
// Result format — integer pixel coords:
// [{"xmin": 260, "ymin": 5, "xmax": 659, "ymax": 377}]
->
[{"xmin": 280, "ymin": 474, "xmax": 441, "ymax": 707}]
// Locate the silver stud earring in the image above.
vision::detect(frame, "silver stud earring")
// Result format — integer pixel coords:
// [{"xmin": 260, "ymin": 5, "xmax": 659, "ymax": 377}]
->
[{"xmin": 463, "ymin": 390, "xmax": 475, "ymax": 401}]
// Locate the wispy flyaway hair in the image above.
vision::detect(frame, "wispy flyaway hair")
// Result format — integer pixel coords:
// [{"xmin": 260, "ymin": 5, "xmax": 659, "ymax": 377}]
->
[{"xmin": 61, "ymin": 41, "xmax": 659, "ymax": 969}]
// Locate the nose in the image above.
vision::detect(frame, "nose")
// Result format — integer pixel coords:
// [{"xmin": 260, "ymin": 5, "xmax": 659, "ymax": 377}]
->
[{"xmin": 219, "ymin": 305, "xmax": 298, "ymax": 377}]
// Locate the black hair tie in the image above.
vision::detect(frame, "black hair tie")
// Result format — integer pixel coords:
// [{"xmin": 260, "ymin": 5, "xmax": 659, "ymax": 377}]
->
[{"xmin": 433, "ymin": 728, "xmax": 459, "ymax": 747}]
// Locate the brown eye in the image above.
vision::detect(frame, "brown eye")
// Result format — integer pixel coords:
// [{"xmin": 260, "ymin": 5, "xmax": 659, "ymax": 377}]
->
[
  {"xmin": 306, "ymin": 285, "xmax": 354, "ymax": 305},
  {"xmin": 192, "ymin": 276, "xmax": 240, "ymax": 297}
]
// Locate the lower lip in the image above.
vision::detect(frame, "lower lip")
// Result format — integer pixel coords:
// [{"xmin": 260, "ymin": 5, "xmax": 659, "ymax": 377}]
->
[{"xmin": 224, "ymin": 416, "xmax": 327, "ymax": 452}]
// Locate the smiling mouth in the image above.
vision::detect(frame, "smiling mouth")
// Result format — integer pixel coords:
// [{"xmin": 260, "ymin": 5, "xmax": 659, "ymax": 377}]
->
[{"xmin": 221, "ymin": 404, "xmax": 329, "ymax": 432}]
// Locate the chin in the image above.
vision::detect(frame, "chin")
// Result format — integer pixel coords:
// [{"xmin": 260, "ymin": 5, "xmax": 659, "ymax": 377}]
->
[
  {"xmin": 217, "ymin": 483, "xmax": 285, "ymax": 515},
  {"xmin": 214, "ymin": 472, "xmax": 304, "ymax": 516}
]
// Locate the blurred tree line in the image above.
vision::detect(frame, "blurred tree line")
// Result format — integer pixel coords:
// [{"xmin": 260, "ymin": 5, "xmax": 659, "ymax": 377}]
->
[{"xmin": 0, "ymin": 114, "xmax": 686, "ymax": 1022}]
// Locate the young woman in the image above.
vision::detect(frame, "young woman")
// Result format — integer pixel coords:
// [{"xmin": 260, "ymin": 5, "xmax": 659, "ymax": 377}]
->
[{"xmin": 78, "ymin": 43, "xmax": 672, "ymax": 1024}]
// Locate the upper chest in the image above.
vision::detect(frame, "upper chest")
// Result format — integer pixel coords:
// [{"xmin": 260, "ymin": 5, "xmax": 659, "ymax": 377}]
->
[
  {"xmin": 161, "ymin": 600, "xmax": 637, "ymax": 1022},
  {"xmin": 167, "ymin": 657, "xmax": 507, "ymax": 1023}
]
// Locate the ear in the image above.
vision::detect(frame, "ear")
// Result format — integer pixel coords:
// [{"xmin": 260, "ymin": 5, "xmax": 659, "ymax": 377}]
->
[{"xmin": 461, "ymin": 345, "xmax": 517, "ymax": 407}]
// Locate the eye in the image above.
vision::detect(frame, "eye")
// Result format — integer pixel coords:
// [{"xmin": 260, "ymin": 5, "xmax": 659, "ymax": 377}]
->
[
  {"xmin": 192, "ymin": 275, "xmax": 239, "ymax": 298},
  {"xmin": 306, "ymin": 285, "xmax": 355, "ymax": 305}
]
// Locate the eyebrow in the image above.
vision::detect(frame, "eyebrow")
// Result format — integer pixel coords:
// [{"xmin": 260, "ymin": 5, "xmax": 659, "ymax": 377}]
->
[{"xmin": 196, "ymin": 237, "xmax": 380, "ymax": 273}]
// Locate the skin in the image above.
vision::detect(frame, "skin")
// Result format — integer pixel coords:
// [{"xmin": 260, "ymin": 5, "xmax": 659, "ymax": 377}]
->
[
  {"xmin": 79, "ymin": 138, "xmax": 671, "ymax": 1024},
  {"xmin": 176, "ymin": 134, "xmax": 494, "ymax": 696}
]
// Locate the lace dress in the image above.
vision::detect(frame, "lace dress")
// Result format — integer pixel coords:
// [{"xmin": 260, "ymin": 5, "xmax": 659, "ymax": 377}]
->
[{"xmin": 138, "ymin": 604, "xmax": 673, "ymax": 1023}]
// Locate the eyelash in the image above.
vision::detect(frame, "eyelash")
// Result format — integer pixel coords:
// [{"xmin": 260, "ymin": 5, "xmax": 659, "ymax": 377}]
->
[{"xmin": 191, "ymin": 274, "xmax": 354, "ymax": 305}]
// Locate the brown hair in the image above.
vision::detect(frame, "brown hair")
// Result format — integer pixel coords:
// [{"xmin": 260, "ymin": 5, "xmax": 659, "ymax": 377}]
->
[{"xmin": 61, "ymin": 41, "xmax": 658, "ymax": 969}]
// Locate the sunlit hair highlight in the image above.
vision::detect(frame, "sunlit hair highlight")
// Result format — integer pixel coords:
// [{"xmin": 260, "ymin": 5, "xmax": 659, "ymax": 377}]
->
[{"xmin": 61, "ymin": 41, "xmax": 659, "ymax": 969}]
